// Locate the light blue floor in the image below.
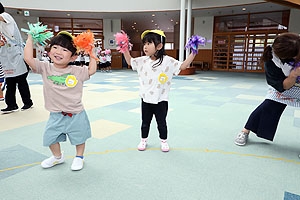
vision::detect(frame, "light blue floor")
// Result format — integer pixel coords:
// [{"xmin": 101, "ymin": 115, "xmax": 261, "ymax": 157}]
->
[{"xmin": 0, "ymin": 70, "xmax": 300, "ymax": 200}]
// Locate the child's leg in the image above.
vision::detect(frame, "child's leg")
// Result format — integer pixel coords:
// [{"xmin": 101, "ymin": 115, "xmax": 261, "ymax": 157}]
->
[
  {"xmin": 242, "ymin": 128, "xmax": 250, "ymax": 134},
  {"xmin": 244, "ymin": 99, "xmax": 286, "ymax": 140},
  {"xmin": 49, "ymin": 142, "xmax": 62, "ymax": 157},
  {"xmin": 235, "ymin": 99, "xmax": 286, "ymax": 146},
  {"xmin": 153, "ymin": 101, "xmax": 168, "ymax": 140},
  {"xmin": 0, "ymin": 83, "xmax": 3, "ymax": 98},
  {"xmin": 137, "ymin": 100, "xmax": 154, "ymax": 151},
  {"xmin": 141, "ymin": 100, "xmax": 154, "ymax": 139},
  {"xmin": 75, "ymin": 143, "xmax": 85, "ymax": 157},
  {"xmin": 154, "ymin": 101, "xmax": 169, "ymax": 152},
  {"xmin": 71, "ymin": 143, "xmax": 85, "ymax": 171},
  {"xmin": 41, "ymin": 142, "xmax": 64, "ymax": 168}
]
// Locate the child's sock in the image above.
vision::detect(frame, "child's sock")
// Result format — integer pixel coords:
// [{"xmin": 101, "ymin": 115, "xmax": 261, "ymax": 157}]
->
[
  {"xmin": 76, "ymin": 155, "xmax": 84, "ymax": 159},
  {"xmin": 55, "ymin": 155, "xmax": 62, "ymax": 159}
]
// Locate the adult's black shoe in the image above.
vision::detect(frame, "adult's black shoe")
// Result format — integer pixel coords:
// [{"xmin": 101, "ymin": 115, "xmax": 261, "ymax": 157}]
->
[
  {"xmin": 1, "ymin": 106, "xmax": 19, "ymax": 114},
  {"xmin": 21, "ymin": 104, "xmax": 33, "ymax": 111}
]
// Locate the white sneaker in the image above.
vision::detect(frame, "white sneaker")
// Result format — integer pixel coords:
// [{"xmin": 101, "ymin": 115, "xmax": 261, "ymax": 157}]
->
[
  {"xmin": 235, "ymin": 131, "xmax": 249, "ymax": 146},
  {"xmin": 161, "ymin": 140, "xmax": 169, "ymax": 152},
  {"xmin": 71, "ymin": 157, "xmax": 84, "ymax": 171},
  {"xmin": 137, "ymin": 138, "xmax": 148, "ymax": 151},
  {"xmin": 41, "ymin": 153, "xmax": 64, "ymax": 168}
]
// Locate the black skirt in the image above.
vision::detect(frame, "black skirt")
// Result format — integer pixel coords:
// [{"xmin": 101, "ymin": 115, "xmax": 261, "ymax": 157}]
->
[{"xmin": 245, "ymin": 99, "xmax": 286, "ymax": 141}]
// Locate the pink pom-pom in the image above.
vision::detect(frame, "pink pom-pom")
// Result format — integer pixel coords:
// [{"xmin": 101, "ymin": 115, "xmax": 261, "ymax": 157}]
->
[
  {"xmin": 103, "ymin": 57, "xmax": 106, "ymax": 61},
  {"xmin": 105, "ymin": 49, "xmax": 111, "ymax": 54},
  {"xmin": 114, "ymin": 31, "xmax": 133, "ymax": 53}
]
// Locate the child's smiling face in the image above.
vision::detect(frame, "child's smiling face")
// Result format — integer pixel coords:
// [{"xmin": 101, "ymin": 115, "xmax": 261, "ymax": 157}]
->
[{"xmin": 49, "ymin": 45, "xmax": 76, "ymax": 67}]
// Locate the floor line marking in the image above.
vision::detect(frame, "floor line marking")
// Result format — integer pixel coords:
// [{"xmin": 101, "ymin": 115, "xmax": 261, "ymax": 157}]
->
[{"xmin": 1, "ymin": 148, "xmax": 299, "ymax": 172}]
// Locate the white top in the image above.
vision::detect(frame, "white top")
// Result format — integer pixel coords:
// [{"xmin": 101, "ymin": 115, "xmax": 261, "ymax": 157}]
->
[
  {"xmin": 131, "ymin": 55, "xmax": 182, "ymax": 104},
  {"xmin": 80, "ymin": 54, "xmax": 85, "ymax": 62},
  {"xmin": 106, "ymin": 54, "xmax": 111, "ymax": 62},
  {"xmin": 41, "ymin": 56, "xmax": 50, "ymax": 62},
  {"xmin": 75, "ymin": 55, "xmax": 81, "ymax": 62},
  {"xmin": 99, "ymin": 56, "xmax": 106, "ymax": 63},
  {"xmin": 0, "ymin": 12, "xmax": 28, "ymax": 77},
  {"xmin": 84, "ymin": 55, "xmax": 90, "ymax": 62}
]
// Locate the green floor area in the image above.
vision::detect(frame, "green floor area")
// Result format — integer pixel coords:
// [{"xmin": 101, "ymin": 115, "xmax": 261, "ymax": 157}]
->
[{"xmin": 0, "ymin": 70, "xmax": 299, "ymax": 200}]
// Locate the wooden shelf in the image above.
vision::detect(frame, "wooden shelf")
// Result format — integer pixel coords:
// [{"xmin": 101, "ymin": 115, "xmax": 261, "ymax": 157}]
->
[{"xmin": 212, "ymin": 30, "xmax": 284, "ymax": 72}]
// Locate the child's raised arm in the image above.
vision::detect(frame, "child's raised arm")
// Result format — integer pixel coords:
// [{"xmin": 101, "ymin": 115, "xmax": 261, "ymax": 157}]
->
[
  {"xmin": 0, "ymin": 16, "xmax": 5, "ymax": 22},
  {"xmin": 123, "ymin": 48, "xmax": 132, "ymax": 66},
  {"xmin": 88, "ymin": 48, "xmax": 97, "ymax": 76},
  {"xmin": 180, "ymin": 53, "xmax": 196, "ymax": 70},
  {"xmin": 24, "ymin": 34, "xmax": 37, "ymax": 71},
  {"xmin": 283, "ymin": 67, "xmax": 300, "ymax": 90}
]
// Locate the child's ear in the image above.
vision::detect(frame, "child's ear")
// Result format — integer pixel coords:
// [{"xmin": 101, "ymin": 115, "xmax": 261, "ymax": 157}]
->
[
  {"xmin": 157, "ymin": 43, "xmax": 163, "ymax": 50},
  {"xmin": 70, "ymin": 54, "xmax": 78, "ymax": 62}
]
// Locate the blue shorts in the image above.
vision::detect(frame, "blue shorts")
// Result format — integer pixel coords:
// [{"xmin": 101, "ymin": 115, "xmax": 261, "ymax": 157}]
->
[
  {"xmin": 43, "ymin": 110, "xmax": 91, "ymax": 146},
  {"xmin": 0, "ymin": 78, "xmax": 4, "ymax": 83}
]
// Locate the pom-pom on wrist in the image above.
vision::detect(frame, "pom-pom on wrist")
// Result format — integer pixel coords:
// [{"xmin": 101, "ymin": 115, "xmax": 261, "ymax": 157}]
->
[
  {"xmin": 73, "ymin": 30, "xmax": 99, "ymax": 61},
  {"xmin": 185, "ymin": 35, "xmax": 211, "ymax": 55},
  {"xmin": 114, "ymin": 31, "xmax": 133, "ymax": 53},
  {"xmin": 21, "ymin": 22, "xmax": 53, "ymax": 46},
  {"xmin": 289, "ymin": 61, "xmax": 300, "ymax": 82}
]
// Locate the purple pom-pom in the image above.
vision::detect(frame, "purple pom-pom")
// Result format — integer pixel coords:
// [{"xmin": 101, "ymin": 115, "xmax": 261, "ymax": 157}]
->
[
  {"xmin": 289, "ymin": 61, "xmax": 300, "ymax": 82},
  {"xmin": 185, "ymin": 35, "xmax": 211, "ymax": 55}
]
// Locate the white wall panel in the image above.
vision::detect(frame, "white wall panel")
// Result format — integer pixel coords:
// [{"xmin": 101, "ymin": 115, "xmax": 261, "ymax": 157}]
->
[
  {"xmin": 194, "ymin": 16, "xmax": 214, "ymax": 49},
  {"xmin": 289, "ymin": 9, "xmax": 300, "ymax": 34},
  {"xmin": 103, "ymin": 19, "xmax": 121, "ymax": 49}
]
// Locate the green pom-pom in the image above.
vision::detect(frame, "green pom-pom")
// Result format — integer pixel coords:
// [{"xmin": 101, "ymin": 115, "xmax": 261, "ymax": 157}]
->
[{"xmin": 21, "ymin": 22, "xmax": 53, "ymax": 46}]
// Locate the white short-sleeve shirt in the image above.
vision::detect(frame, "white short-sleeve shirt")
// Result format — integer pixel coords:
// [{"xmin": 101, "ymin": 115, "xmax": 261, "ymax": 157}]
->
[{"xmin": 131, "ymin": 55, "xmax": 182, "ymax": 104}]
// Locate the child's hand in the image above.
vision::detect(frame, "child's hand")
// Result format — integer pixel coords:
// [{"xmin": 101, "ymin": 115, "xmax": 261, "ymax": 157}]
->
[
  {"xmin": 294, "ymin": 67, "xmax": 300, "ymax": 76},
  {"xmin": 290, "ymin": 67, "xmax": 300, "ymax": 78}
]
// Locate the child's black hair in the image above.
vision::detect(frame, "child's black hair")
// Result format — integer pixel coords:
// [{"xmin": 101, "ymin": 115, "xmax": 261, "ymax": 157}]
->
[
  {"xmin": 263, "ymin": 33, "xmax": 300, "ymax": 62},
  {"xmin": 50, "ymin": 34, "xmax": 77, "ymax": 56},
  {"xmin": 142, "ymin": 32, "xmax": 166, "ymax": 68},
  {"xmin": 0, "ymin": 3, "xmax": 5, "ymax": 14}
]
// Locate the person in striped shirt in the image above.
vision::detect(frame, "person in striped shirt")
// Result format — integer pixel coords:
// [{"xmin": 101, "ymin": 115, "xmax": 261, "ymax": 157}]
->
[{"xmin": 0, "ymin": 62, "xmax": 5, "ymax": 101}]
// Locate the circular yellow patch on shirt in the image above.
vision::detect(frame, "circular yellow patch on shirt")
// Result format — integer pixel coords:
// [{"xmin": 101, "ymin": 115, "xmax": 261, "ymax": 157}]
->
[
  {"xmin": 65, "ymin": 75, "xmax": 78, "ymax": 88},
  {"xmin": 159, "ymin": 73, "xmax": 168, "ymax": 83}
]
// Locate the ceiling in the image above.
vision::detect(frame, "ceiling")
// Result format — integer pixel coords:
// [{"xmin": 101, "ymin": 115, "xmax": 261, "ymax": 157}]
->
[{"xmin": 5, "ymin": 2, "xmax": 291, "ymax": 33}]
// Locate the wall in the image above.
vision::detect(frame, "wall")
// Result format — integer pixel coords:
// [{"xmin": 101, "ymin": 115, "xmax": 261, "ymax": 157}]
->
[
  {"xmin": 289, "ymin": 8, "xmax": 300, "ymax": 34},
  {"xmin": 103, "ymin": 19, "xmax": 121, "ymax": 49},
  {"xmin": 194, "ymin": 16, "xmax": 214, "ymax": 49},
  {"xmin": 3, "ymin": 0, "xmax": 264, "ymax": 12},
  {"xmin": 127, "ymin": 30, "xmax": 175, "ymax": 51}
]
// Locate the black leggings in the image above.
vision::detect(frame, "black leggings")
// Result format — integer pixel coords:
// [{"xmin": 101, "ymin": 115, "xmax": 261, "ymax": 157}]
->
[
  {"xmin": 141, "ymin": 99, "xmax": 168, "ymax": 140},
  {"xmin": 245, "ymin": 99, "xmax": 286, "ymax": 141}
]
